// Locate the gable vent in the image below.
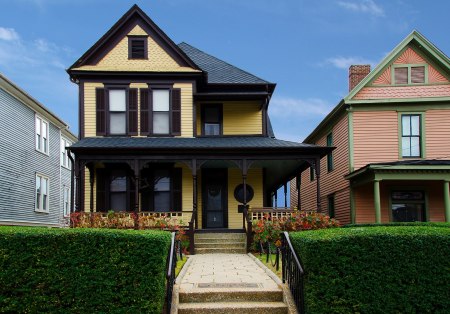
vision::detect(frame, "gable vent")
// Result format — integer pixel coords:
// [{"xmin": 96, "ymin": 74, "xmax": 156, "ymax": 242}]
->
[{"xmin": 411, "ymin": 66, "xmax": 425, "ymax": 84}]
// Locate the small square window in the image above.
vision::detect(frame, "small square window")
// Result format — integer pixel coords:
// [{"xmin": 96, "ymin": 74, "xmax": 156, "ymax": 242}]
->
[{"xmin": 128, "ymin": 37, "xmax": 147, "ymax": 59}]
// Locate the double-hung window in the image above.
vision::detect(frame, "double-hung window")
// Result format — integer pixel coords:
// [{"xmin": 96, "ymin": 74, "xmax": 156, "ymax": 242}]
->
[
  {"xmin": 202, "ymin": 104, "xmax": 222, "ymax": 136},
  {"xmin": 36, "ymin": 174, "xmax": 49, "ymax": 212},
  {"xmin": 401, "ymin": 114, "xmax": 421, "ymax": 158},
  {"xmin": 391, "ymin": 191, "xmax": 426, "ymax": 222},
  {"xmin": 326, "ymin": 133, "xmax": 333, "ymax": 172},
  {"xmin": 110, "ymin": 170, "xmax": 127, "ymax": 212},
  {"xmin": 63, "ymin": 186, "xmax": 70, "ymax": 217},
  {"xmin": 153, "ymin": 169, "xmax": 171, "ymax": 212},
  {"xmin": 61, "ymin": 137, "xmax": 71, "ymax": 168},
  {"xmin": 153, "ymin": 89, "xmax": 170, "ymax": 135},
  {"xmin": 109, "ymin": 90, "xmax": 127, "ymax": 135},
  {"xmin": 36, "ymin": 116, "xmax": 49, "ymax": 154}
]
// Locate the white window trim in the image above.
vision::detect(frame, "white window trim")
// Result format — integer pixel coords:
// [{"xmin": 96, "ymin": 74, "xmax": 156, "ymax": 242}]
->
[
  {"xmin": 35, "ymin": 114, "xmax": 50, "ymax": 156},
  {"xmin": 60, "ymin": 137, "xmax": 71, "ymax": 169},
  {"xmin": 35, "ymin": 173, "xmax": 50, "ymax": 213},
  {"xmin": 63, "ymin": 185, "xmax": 70, "ymax": 217}
]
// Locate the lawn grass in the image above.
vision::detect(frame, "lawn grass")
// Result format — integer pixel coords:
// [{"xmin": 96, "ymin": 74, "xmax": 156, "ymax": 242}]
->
[
  {"xmin": 175, "ymin": 255, "xmax": 188, "ymax": 277},
  {"xmin": 252, "ymin": 253, "xmax": 282, "ymax": 278}
]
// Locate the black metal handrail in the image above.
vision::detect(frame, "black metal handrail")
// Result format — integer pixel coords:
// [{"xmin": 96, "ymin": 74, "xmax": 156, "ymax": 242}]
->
[
  {"xmin": 281, "ymin": 231, "xmax": 305, "ymax": 314},
  {"xmin": 243, "ymin": 206, "xmax": 253, "ymax": 252},
  {"xmin": 188, "ymin": 209, "xmax": 196, "ymax": 255},
  {"xmin": 165, "ymin": 232, "xmax": 177, "ymax": 314}
]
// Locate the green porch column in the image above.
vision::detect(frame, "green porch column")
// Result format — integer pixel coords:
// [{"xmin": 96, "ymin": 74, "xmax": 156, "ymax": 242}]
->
[
  {"xmin": 374, "ymin": 179, "xmax": 381, "ymax": 224},
  {"xmin": 444, "ymin": 180, "xmax": 450, "ymax": 223}
]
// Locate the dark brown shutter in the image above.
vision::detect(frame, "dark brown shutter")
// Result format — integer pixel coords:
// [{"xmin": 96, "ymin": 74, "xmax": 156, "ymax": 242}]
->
[
  {"xmin": 394, "ymin": 67, "xmax": 408, "ymax": 85},
  {"xmin": 96, "ymin": 88, "xmax": 106, "ymax": 136},
  {"xmin": 172, "ymin": 167, "xmax": 182, "ymax": 212},
  {"xmin": 96, "ymin": 169, "xmax": 106, "ymax": 212},
  {"xmin": 140, "ymin": 88, "xmax": 149, "ymax": 136},
  {"xmin": 128, "ymin": 89, "xmax": 138, "ymax": 135},
  {"xmin": 411, "ymin": 66, "xmax": 425, "ymax": 84},
  {"xmin": 171, "ymin": 88, "xmax": 181, "ymax": 136}
]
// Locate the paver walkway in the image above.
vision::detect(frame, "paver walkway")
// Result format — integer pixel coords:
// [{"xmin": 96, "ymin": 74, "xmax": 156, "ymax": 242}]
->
[{"xmin": 179, "ymin": 253, "xmax": 280, "ymax": 291}]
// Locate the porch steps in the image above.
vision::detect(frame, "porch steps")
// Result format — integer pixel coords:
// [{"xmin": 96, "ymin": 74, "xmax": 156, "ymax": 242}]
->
[
  {"xmin": 178, "ymin": 287, "xmax": 286, "ymax": 314},
  {"xmin": 194, "ymin": 233, "xmax": 246, "ymax": 254}
]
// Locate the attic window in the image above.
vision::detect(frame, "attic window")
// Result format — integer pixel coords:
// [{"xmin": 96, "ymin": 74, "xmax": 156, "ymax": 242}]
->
[
  {"xmin": 128, "ymin": 36, "xmax": 147, "ymax": 59},
  {"xmin": 393, "ymin": 65, "xmax": 426, "ymax": 85}
]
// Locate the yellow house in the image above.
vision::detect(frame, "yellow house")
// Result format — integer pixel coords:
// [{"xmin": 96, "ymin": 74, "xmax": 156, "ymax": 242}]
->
[{"xmin": 67, "ymin": 5, "xmax": 331, "ymax": 252}]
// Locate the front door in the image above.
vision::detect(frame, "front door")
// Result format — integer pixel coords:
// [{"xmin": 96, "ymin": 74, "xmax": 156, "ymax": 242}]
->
[{"xmin": 202, "ymin": 169, "xmax": 227, "ymax": 228}]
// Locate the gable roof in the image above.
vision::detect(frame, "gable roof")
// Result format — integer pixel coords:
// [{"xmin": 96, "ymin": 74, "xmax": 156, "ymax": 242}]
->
[
  {"xmin": 68, "ymin": 4, "xmax": 199, "ymax": 71},
  {"xmin": 345, "ymin": 30, "xmax": 450, "ymax": 102},
  {"xmin": 178, "ymin": 42, "xmax": 272, "ymax": 85}
]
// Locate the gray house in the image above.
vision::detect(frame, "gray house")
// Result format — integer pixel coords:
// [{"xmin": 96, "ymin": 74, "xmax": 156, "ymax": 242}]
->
[{"xmin": 0, "ymin": 73, "xmax": 77, "ymax": 227}]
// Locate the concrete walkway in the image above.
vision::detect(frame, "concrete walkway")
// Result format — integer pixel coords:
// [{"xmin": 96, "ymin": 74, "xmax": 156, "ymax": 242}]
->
[
  {"xmin": 174, "ymin": 253, "xmax": 289, "ymax": 313},
  {"xmin": 179, "ymin": 253, "xmax": 280, "ymax": 290}
]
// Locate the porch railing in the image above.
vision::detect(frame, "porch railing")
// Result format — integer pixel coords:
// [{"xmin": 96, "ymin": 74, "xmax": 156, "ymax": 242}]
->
[
  {"xmin": 281, "ymin": 231, "xmax": 305, "ymax": 314},
  {"xmin": 165, "ymin": 232, "xmax": 177, "ymax": 314},
  {"xmin": 250, "ymin": 207, "xmax": 317, "ymax": 221},
  {"xmin": 70, "ymin": 211, "xmax": 194, "ymax": 229}
]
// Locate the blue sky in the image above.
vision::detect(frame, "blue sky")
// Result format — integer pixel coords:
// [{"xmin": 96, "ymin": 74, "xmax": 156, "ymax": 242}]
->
[{"xmin": 0, "ymin": 0, "xmax": 449, "ymax": 142}]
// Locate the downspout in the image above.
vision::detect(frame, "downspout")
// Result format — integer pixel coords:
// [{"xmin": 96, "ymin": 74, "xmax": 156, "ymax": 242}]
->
[{"xmin": 68, "ymin": 150, "xmax": 75, "ymax": 218}]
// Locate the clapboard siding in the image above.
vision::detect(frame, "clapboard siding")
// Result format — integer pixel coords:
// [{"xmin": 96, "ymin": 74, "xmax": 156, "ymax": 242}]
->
[
  {"xmin": 425, "ymin": 108, "xmax": 450, "ymax": 159},
  {"xmin": 0, "ymin": 88, "xmax": 72, "ymax": 226}
]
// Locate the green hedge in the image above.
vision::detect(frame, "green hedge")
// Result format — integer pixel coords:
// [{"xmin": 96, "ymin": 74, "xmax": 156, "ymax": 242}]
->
[
  {"xmin": 290, "ymin": 226, "xmax": 450, "ymax": 314},
  {"xmin": 343, "ymin": 222, "xmax": 450, "ymax": 228},
  {"xmin": 0, "ymin": 227, "xmax": 171, "ymax": 313}
]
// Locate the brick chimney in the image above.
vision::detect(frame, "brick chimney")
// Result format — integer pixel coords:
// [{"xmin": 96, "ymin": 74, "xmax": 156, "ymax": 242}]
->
[{"xmin": 349, "ymin": 65, "xmax": 371, "ymax": 92}]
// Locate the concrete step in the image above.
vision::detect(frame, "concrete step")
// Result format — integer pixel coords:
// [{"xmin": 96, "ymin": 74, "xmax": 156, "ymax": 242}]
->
[
  {"xmin": 179, "ymin": 289, "xmax": 283, "ymax": 303},
  {"xmin": 195, "ymin": 242, "xmax": 245, "ymax": 248},
  {"xmin": 195, "ymin": 248, "xmax": 246, "ymax": 254},
  {"xmin": 194, "ymin": 238, "xmax": 246, "ymax": 245},
  {"xmin": 178, "ymin": 301, "xmax": 288, "ymax": 314}
]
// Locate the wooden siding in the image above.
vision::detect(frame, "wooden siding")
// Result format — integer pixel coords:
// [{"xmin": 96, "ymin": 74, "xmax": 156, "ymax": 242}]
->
[
  {"xmin": 73, "ymin": 25, "xmax": 198, "ymax": 73},
  {"xmin": 354, "ymin": 85, "xmax": 450, "ymax": 100},
  {"xmin": 0, "ymin": 88, "xmax": 65, "ymax": 226},
  {"xmin": 425, "ymin": 109, "xmax": 450, "ymax": 159},
  {"xmin": 353, "ymin": 110, "xmax": 398, "ymax": 170},
  {"xmin": 354, "ymin": 180, "xmax": 447, "ymax": 223},
  {"xmin": 296, "ymin": 115, "xmax": 351, "ymax": 224},
  {"xmin": 195, "ymin": 101, "xmax": 262, "ymax": 136},
  {"xmin": 84, "ymin": 82, "xmax": 103, "ymax": 137},
  {"xmin": 83, "ymin": 82, "xmax": 194, "ymax": 138}
]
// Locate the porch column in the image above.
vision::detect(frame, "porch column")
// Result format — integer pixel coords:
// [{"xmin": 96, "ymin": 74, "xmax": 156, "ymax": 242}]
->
[
  {"xmin": 284, "ymin": 183, "xmax": 288, "ymax": 207},
  {"xmin": 242, "ymin": 159, "xmax": 248, "ymax": 229},
  {"xmin": 444, "ymin": 180, "xmax": 450, "ymax": 222},
  {"xmin": 87, "ymin": 164, "xmax": 95, "ymax": 213},
  {"xmin": 133, "ymin": 160, "xmax": 139, "ymax": 213},
  {"xmin": 274, "ymin": 191, "xmax": 278, "ymax": 208},
  {"xmin": 193, "ymin": 173, "xmax": 198, "ymax": 229},
  {"xmin": 296, "ymin": 175, "xmax": 301, "ymax": 210},
  {"xmin": 74, "ymin": 158, "xmax": 81, "ymax": 212},
  {"xmin": 374, "ymin": 179, "xmax": 381, "ymax": 223},
  {"xmin": 315, "ymin": 158, "xmax": 321, "ymax": 212}
]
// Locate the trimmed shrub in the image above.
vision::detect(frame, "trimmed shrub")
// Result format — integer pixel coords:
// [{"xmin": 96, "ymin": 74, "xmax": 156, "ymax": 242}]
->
[
  {"xmin": 343, "ymin": 222, "xmax": 450, "ymax": 228},
  {"xmin": 0, "ymin": 227, "xmax": 171, "ymax": 313},
  {"xmin": 290, "ymin": 226, "xmax": 450, "ymax": 314}
]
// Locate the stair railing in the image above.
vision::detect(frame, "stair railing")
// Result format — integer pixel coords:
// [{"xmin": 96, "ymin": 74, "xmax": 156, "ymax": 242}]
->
[
  {"xmin": 165, "ymin": 232, "xmax": 177, "ymax": 314},
  {"xmin": 188, "ymin": 209, "xmax": 196, "ymax": 255},
  {"xmin": 281, "ymin": 231, "xmax": 305, "ymax": 314},
  {"xmin": 243, "ymin": 206, "xmax": 253, "ymax": 252}
]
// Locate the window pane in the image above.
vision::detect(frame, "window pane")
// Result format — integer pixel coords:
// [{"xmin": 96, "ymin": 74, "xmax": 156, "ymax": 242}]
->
[
  {"xmin": 411, "ymin": 66, "xmax": 425, "ymax": 84},
  {"xmin": 36, "ymin": 117, "xmax": 41, "ymax": 135},
  {"xmin": 110, "ymin": 193, "xmax": 127, "ymax": 212},
  {"xmin": 110, "ymin": 173, "xmax": 126, "ymax": 192},
  {"xmin": 43, "ymin": 195, "xmax": 47, "ymax": 210},
  {"xmin": 43, "ymin": 138, "xmax": 48, "ymax": 153},
  {"xmin": 410, "ymin": 137, "xmax": 420, "ymax": 156},
  {"xmin": 394, "ymin": 67, "xmax": 408, "ymax": 84},
  {"xmin": 392, "ymin": 203, "xmax": 424, "ymax": 222},
  {"xmin": 110, "ymin": 113, "xmax": 126, "ymax": 134},
  {"xmin": 42, "ymin": 122, "xmax": 47, "ymax": 139},
  {"xmin": 42, "ymin": 178, "xmax": 48, "ymax": 194},
  {"xmin": 36, "ymin": 176, "xmax": 41, "ymax": 209},
  {"xmin": 36, "ymin": 134, "xmax": 41, "ymax": 150},
  {"xmin": 154, "ymin": 192, "xmax": 170, "ymax": 212},
  {"xmin": 205, "ymin": 107, "xmax": 220, "ymax": 123},
  {"xmin": 402, "ymin": 115, "xmax": 410, "ymax": 136},
  {"xmin": 154, "ymin": 170, "xmax": 170, "ymax": 191},
  {"xmin": 153, "ymin": 90, "xmax": 170, "ymax": 111},
  {"xmin": 109, "ymin": 90, "xmax": 126, "ymax": 111},
  {"xmin": 402, "ymin": 137, "xmax": 411, "ymax": 157},
  {"xmin": 204, "ymin": 123, "xmax": 220, "ymax": 136},
  {"xmin": 153, "ymin": 112, "xmax": 169, "ymax": 134},
  {"xmin": 411, "ymin": 116, "xmax": 420, "ymax": 135}
]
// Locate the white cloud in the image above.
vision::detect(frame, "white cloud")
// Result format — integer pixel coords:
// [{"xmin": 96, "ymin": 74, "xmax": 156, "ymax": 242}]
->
[
  {"xmin": 337, "ymin": 0, "xmax": 385, "ymax": 17},
  {"xmin": 0, "ymin": 27, "xmax": 19, "ymax": 41},
  {"xmin": 270, "ymin": 97, "xmax": 334, "ymax": 117},
  {"xmin": 324, "ymin": 56, "xmax": 376, "ymax": 69}
]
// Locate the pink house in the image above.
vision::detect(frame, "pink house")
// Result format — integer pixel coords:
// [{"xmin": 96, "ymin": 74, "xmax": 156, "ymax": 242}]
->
[{"xmin": 291, "ymin": 31, "xmax": 450, "ymax": 224}]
